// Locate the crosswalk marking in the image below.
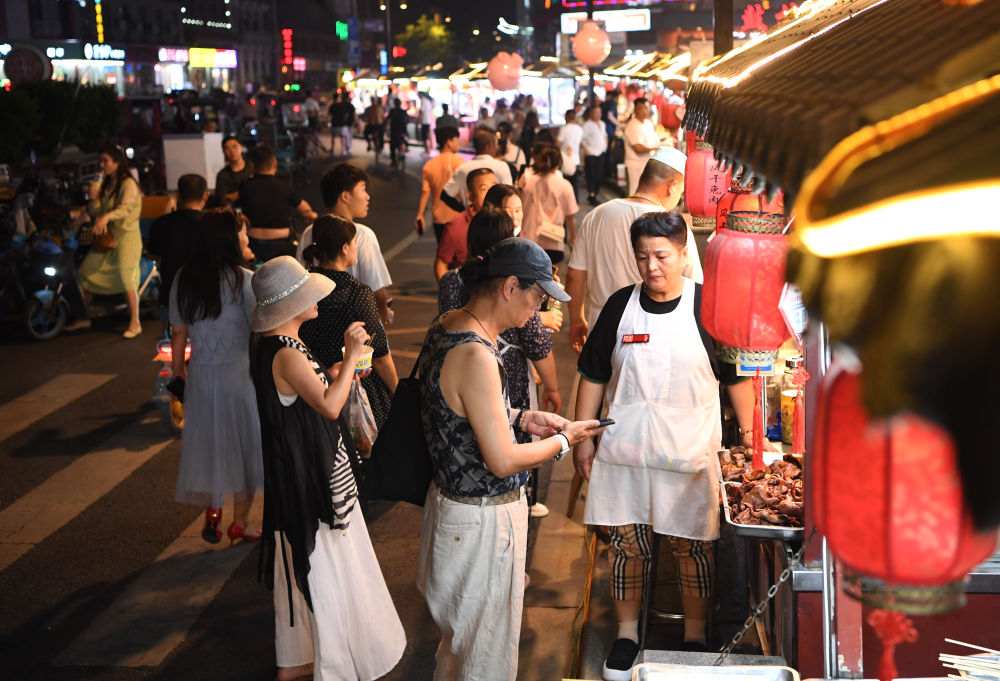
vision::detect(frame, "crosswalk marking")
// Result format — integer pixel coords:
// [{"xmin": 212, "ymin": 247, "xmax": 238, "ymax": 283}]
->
[
  {"xmin": 0, "ymin": 373, "xmax": 115, "ymax": 442},
  {"xmin": 54, "ymin": 501, "xmax": 263, "ymax": 667},
  {"xmin": 382, "ymin": 230, "xmax": 420, "ymax": 263},
  {"xmin": 0, "ymin": 413, "xmax": 173, "ymax": 572}
]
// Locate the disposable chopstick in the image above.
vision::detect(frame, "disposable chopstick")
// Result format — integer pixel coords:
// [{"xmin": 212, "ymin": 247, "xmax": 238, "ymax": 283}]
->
[{"xmin": 946, "ymin": 639, "xmax": 1000, "ymax": 656}]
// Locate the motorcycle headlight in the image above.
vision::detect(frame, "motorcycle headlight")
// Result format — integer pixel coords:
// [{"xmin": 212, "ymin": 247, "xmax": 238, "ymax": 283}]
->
[{"xmin": 43, "ymin": 266, "xmax": 57, "ymax": 277}]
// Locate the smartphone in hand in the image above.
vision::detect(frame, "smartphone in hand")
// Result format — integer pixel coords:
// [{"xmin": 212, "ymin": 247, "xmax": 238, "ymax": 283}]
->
[{"xmin": 597, "ymin": 418, "xmax": 615, "ymax": 427}]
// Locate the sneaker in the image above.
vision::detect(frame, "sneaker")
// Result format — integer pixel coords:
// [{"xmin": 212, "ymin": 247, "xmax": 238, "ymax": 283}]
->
[
  {"xmin": 529, "ymin": 502, "xmax": 549, "ymax": 518},
  {"xmin": 602, "ymin": 638, "xmax": 640, "ymax": 681}
]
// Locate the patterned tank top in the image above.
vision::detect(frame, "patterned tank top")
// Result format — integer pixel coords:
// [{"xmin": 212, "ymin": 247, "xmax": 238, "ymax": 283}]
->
[{"xmin": 417, "ymin": 320, "xmax": 528, "ymax": 497}]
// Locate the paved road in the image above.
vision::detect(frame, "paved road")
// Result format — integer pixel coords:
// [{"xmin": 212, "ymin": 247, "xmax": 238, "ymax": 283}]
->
[{"xmin": 0, "ymin": 140, "xmax": 630, "ymax": 681}]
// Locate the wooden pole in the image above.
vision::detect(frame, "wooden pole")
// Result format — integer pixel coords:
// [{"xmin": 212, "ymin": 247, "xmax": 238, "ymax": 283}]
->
[{"xmin": 715, "ymin": 0, "xmax": 734, "ymax": 55}]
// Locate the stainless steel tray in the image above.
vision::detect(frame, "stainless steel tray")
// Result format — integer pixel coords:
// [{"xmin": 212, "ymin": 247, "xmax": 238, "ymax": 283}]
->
[
  {"xmin": 722, "ymin": 482, "xmax": 804, "ymax": 541},
  {"xmin": 634, "ymin": 663, "xmax": 800, "ymax": 681}
]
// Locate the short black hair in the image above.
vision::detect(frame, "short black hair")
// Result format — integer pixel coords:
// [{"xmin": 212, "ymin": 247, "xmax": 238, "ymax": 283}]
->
[
  {"xmin": 466, "ymin": 167, "xmax": 496, "ymax": 191},
  {"xmin": 177, "ymin": 173, "xmax": 207, "ymax": 203},
  {"xmin": 634, "ymin": 97, "xmax": 649, "ymax": 107},
  {"xmin": 250, "ymin": 145, "xmax": 276, "ymax": 170},
  {"xmin": 321, "ymin": 163, "xmax": 368, "ymax": 209},
  {"xmin": 221, "ymin": 134, "xmax": 240, "ymax": 150},
  {"xmin": 435, "ymin": 126, "xmax": 460, "ymax": 151},
  {"xmin": 630, "ymin": 211, "xmax": 688, "ymax": 251},
  {"xmin": 472, "ymin": 128, "xmax": 496, "ymax": 155}
]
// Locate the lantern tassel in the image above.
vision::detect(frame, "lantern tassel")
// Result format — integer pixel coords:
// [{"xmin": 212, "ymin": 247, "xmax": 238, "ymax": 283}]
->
[
  {"xmin": 867, "ymin": 609, "xmax": 918, "ymax": 681},
  {"xmin": 752, "ymin": 371, "xmax": 764, "ymax": 470}
]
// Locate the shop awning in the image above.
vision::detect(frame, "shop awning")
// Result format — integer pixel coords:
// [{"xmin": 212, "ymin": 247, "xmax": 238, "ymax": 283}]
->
[
  {"xmin": 603, "ymin": 51, "xmax": 671, "ymax": 79},
  {"xmin": 522, "ymin": 58, "xmax": 587, "ymax": 79},
  {"xmin": 654, "ymin": 52, "xmax": 691, "ymax": 90},
  {"xmin": 449, "ymin": 62, "xmax": 489, "ymax": 81},
  {"xmin": 683, "ymin": 0, "xmax": 1000, "ymax": 199}
]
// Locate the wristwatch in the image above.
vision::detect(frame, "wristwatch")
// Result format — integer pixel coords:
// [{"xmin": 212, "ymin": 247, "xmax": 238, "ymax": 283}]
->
[{"xmin": 553, "ymin": 433, "xmax": 571, "ymax": 461}]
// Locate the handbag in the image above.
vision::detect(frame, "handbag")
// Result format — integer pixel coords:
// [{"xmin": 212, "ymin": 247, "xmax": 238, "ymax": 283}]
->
[
  {"xmin": 361, "ymin": 346, "xmax": 434, "ymax": 506},
  {"xmin": 91, "ymin": 228, "xmax": 115, "ymax": 253},
  {"xmin": 538, "ymin": 220, "xmax": 566, "ymax": 244}
]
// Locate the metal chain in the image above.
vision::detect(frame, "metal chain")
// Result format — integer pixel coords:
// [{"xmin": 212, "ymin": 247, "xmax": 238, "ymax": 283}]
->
[{"xmin": 714, "ymin": 530, "xmax": 815, "ymax": 666}]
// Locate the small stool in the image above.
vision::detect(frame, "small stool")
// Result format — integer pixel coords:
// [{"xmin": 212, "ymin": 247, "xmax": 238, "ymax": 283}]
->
[{"xmin": 639, "ymin": 532, "xmax": 685, "ymax": 649}]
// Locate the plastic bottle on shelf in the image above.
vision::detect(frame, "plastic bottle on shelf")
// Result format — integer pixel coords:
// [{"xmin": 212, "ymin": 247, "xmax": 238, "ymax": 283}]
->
[{"xmin": 781, "ymin": 356, "xmax": 804, "ymax": 446}]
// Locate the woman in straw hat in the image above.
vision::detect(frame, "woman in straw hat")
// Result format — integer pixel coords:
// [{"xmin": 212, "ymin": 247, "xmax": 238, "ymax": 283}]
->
[{"xmin": 249, "ymin": 256, "xmax": 404, "ymax": 681}]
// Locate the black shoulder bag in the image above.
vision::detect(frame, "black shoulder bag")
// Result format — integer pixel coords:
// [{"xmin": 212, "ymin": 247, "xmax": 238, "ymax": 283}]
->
[{"xmin": 361, "ymin": 345, "xmax": 434, "ymax": 506}]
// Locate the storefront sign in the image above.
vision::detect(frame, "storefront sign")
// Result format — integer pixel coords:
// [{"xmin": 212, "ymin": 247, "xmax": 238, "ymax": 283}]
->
[
  {"xmin": 779, "ymin": 282, "xmax": 808, "ymax": 350},
  {"xmin": 158, "ymin": 47, "xmax": 190, "ymax": 63},
  {"xmin": 189, "ymin": 48, "xmax": 238, "ymax": 69},
  {"xmin": 84, "ymin": 43, "xmax": 126, "ymax": 60},
  {"xmin": 561, "ymin": 8, "xmax": 651, "ymax": 34},
  {"xmin": 363, "ymin": 19, "xmax": 384, "ymax": 33}
]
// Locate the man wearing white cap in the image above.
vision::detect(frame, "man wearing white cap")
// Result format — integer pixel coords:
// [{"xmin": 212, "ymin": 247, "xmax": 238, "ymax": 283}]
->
[
  {"xmin": 567, "ymin": 145, "xmax": 702, "ymax": 354},
  {"xmin": 623, "ymin": 98, "xmax": 662, "ymax": 196}
]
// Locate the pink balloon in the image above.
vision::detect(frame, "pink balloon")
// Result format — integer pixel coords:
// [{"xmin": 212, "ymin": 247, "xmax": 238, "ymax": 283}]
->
[
  {"xmin": 572, "ymin": 21, "xmax": 611, "ymax": 67},
  {"xmin": 487, "ymin": 52, "xmax": 523, "ymax": 91}
]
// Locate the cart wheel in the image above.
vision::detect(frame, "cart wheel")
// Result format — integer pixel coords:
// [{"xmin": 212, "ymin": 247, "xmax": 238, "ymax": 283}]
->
[
  {"xmin": 159, "ymin": 397, "xmax": 184, "ymax": 434},
  {"xmin": 24, "ymin": 297, "xmax": 69, "ymax": 341}
]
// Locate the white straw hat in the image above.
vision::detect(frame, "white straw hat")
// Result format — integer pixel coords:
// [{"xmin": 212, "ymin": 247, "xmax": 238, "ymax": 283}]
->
[{"xmin": 250, "ymin": 256, "xmax": 335, "ymax": 332}]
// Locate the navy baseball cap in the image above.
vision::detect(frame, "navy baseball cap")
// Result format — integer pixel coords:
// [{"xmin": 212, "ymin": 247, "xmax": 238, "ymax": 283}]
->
[{"xmin": 486, "ymin": 237, "xmax": 570, "ymax": 303}]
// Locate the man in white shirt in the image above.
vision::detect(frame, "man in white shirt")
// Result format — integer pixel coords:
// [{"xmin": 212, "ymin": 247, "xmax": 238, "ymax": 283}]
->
[
  {"xmin": 440, "ymin": 128, "xmax": 513, "ymax": 211},
  {"xmin": 558, "ymin": 108, "xmax": 584, "ymax": 196},
  {"xmin": 623, "ymin": 98, "xmax": 661, "ymax": 196},
  {"xmin": 296, "ymin": 163, "xmax": 394, "ymax": 327},
  {"xmin": 566, "ymin": 146, "xmax": 701, "ymax": 353},
  {"xmin": 581, "ymin": 104, "xmax": 609, "ymax": 205},
  {"xmin": 419, "ymin": 94, "xmax": 435, "ymax": 154}
]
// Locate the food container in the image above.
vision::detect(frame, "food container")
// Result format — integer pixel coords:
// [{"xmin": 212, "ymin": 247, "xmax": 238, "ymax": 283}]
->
[
  {"xmin": 633, "ymin": 663, "xmax": 800, "ymax": 681},
  {"xmin": 342, "ymin": 345, "xmax": 374, "ymax": 372},
  {"xmin": 722, "ymin": 482, "xmax": 804, "ymax": 540}
]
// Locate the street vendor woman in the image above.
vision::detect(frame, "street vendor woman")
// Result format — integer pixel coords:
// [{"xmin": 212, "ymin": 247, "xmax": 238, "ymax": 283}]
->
[{"xmin": 573, "ymin": 212, "xmax": 758, "ymax": 681}]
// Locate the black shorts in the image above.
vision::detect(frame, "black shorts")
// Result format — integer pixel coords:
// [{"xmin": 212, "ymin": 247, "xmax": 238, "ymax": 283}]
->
[{"xmin": 420, "ymin": 124, "xmax": 431, "ymax": 141}]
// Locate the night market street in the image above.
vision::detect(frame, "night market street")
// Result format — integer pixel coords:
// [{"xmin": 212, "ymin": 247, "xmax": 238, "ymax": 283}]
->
[{"xmin": 0, "ymin": 141, "xmax": 656, "ymax": 681}]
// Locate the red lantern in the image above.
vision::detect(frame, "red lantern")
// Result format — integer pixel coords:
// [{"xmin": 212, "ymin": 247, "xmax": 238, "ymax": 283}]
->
[
  {"xmin": 701, "ymin": 210, "xmax": 790, "ymax": 366},
  {"xmin": 812, "ymin": 360, "xmax": 998, "ymax": 613},
  {"xmin": 716, "ymin": 185, "xmax": 784, "ymax": 230},
  {"xmin": 684, "ymin": 138, "xmax": 731, "ymax": 219},
  {"xmin": 572, "ymin": 21, "xmax": 611, "ymax": 67}
]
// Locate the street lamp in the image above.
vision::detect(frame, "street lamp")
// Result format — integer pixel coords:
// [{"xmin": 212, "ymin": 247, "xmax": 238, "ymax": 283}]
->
[{"xmin": 472, "ymin": 28, "xmax": 480, "ymax": 36}]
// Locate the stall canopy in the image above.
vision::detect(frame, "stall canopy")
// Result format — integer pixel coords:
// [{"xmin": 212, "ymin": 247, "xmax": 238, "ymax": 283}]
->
[
  {"xmin": 603, "ymin": 51, "xmax": 671, "ymax": 79},
  {"xmin": 448, "ymin": 62, "xmax": 489, "ymax": 82},
  {"xmin": 683, "ymin": 0, "xmax": 1000, "ymax": 200},
  {"xmin": 522, "ymin": 58, "xmax": 587, "ymax": 80}
]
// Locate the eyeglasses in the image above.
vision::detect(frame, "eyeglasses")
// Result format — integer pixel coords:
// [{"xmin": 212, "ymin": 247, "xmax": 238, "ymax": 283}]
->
[{"xmin": 530, "ymin": 282, "xmax": 550, "ymax": 310}]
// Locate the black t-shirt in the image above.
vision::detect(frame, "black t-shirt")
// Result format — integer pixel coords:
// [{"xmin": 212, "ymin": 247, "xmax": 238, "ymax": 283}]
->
[
  {"xmin": 329, "ymin": 101, "xmax": 354, "ymax": 127},
  {"xmin": 238, "ymin": 175, "xmax": 302, "ymax": 231},
  {"xmin": 388, "ymin": 108, "xmax": 408, "ymax": 138},
  {"xmin": 147, "ymin": 209, "xmax": 201, "ymax": 306},
  {"xmin": 215, "ymin": 164, "xmax": 253, "ymax": 204},
  {"xmin": 577, "ymin": 283, "xmax": 739, "ymax": 386},
  {"xmin": 601, "ymin": 99, "xmax": 617, "ymax": 126}
]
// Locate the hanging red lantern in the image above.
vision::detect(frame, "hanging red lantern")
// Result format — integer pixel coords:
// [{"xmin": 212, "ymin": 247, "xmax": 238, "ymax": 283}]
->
[
  {"xmin": 812, "ymin": 360, "xmax": 998, "ymax": 614},
  {"xmin": 684, "ymin": 137, "xmax": 731, "ymax": 223},
  {"xmin": 572, "ymin": 21, "xmax": 611, "ymax": 67},
  {"xmin": 701, "ymin": 210, "xmax": 790, "ymax": 367},
  {"xmin": 716, "ymin": 184, "xmax": 784, "ymax": 230}
]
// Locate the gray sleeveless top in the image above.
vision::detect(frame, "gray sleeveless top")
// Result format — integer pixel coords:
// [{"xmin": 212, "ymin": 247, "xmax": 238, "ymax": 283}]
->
[{"xmin": 418, "ymin": 318, "xmax": 528, "ymax": 497}]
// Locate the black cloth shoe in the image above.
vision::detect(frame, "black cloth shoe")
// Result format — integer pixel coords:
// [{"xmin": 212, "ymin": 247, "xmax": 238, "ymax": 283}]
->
[
  {"xmin": 680, "ymin": 640, "xmax": 709, "ymax": 652},
  {"xmin": 602, "ymin": 638, "xmax": 640, "ymax": 681},
  {"xmin": 588, "ymin": 194, "xmax": 599, "ymax": 205}
]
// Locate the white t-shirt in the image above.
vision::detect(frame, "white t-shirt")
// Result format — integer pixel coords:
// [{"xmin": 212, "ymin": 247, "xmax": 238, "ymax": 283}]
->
[
  {"xmin": 419, "ymin": 98, "xmax": 434, "ymax": 125},
  {"xmin": 568, "ymin": 198, "xmax": 703, "ymax": 328},
  {"xmin": 581, "ymin": 119, "xmax": 608, "ymax": 157},
  {"xmin": 558, "ymin": 122, "xmax": 584, "ymax": 176},
  {"xmin": 441, "ymin": 155, "xmax": 513, "ymax": 207},
  {"xmin": 623, "ymin": 117, "xmax": 659, "ymax": 167},
  {"xmin": 296, "ymin": 222, "xmax": 392, "ymax": 292}
]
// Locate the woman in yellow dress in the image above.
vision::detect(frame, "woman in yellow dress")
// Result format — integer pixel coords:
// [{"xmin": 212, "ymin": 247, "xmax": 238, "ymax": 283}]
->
[{"xmin": 78, "ymin": 145, "xmax": 144, "ymax": 338}]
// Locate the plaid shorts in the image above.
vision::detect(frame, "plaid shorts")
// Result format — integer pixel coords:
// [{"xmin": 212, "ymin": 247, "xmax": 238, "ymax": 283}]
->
[{"xmin": 608, "ymin": 524, "xmax": 715, "ymax": 601}]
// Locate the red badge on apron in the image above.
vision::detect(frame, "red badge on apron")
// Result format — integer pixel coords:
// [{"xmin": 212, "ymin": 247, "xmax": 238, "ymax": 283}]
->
[{"xmin": 621, "ymin": 333, "xmax": 650, "ymax": 344}]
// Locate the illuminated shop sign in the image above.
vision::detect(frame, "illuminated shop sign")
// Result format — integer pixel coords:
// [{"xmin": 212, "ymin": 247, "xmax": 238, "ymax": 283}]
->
[
  {"xmin": 158, "ymin": 47, "xmax": 190, "ymax": 63},
  {"xmin": 189, "ymin": 48, "xmax": 238, "ymax": 68},
  {"xmin": 84, "ymin": 43, "xmax": 126, "ymax": 60},
  {"xmin": 561, "ymin": 8, "xmax": 651, "ymax": 33}
]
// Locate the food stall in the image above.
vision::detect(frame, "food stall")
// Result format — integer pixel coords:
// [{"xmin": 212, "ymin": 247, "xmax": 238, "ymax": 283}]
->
[
  {"xmin": 520, "ymin": 58, "xmax": 587, "ymax": 125},
  {"xmin": 631, "ymin": 0, "xmax": 1000, "ymax": 678}
]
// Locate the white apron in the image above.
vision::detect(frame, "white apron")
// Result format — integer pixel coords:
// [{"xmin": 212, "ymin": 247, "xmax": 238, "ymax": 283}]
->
[{"xmin": 584, "ymin": 280, "xmax": 723, "ymax": 540}]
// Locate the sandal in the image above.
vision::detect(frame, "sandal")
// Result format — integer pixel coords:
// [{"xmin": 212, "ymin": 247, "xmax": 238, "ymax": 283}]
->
[{"xmin": 122, "ymin": 326, "xmax": 142, "ymax": 339}]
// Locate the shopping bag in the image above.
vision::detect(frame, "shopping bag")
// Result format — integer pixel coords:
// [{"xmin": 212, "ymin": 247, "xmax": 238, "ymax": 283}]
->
[
  {"xmin": 362, "ymin": 346, "xmax": 434, "ymax": 506},
  {"xmin": 345, "ymin": 379, "xmax": 378, "ymax": 459}
]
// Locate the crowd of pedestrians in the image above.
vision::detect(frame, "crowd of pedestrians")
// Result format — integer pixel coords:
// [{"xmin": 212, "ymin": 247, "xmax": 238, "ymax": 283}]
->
[{"xmin": 132, "ymin": 81, "xmax": 762, "ymax": 681}]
